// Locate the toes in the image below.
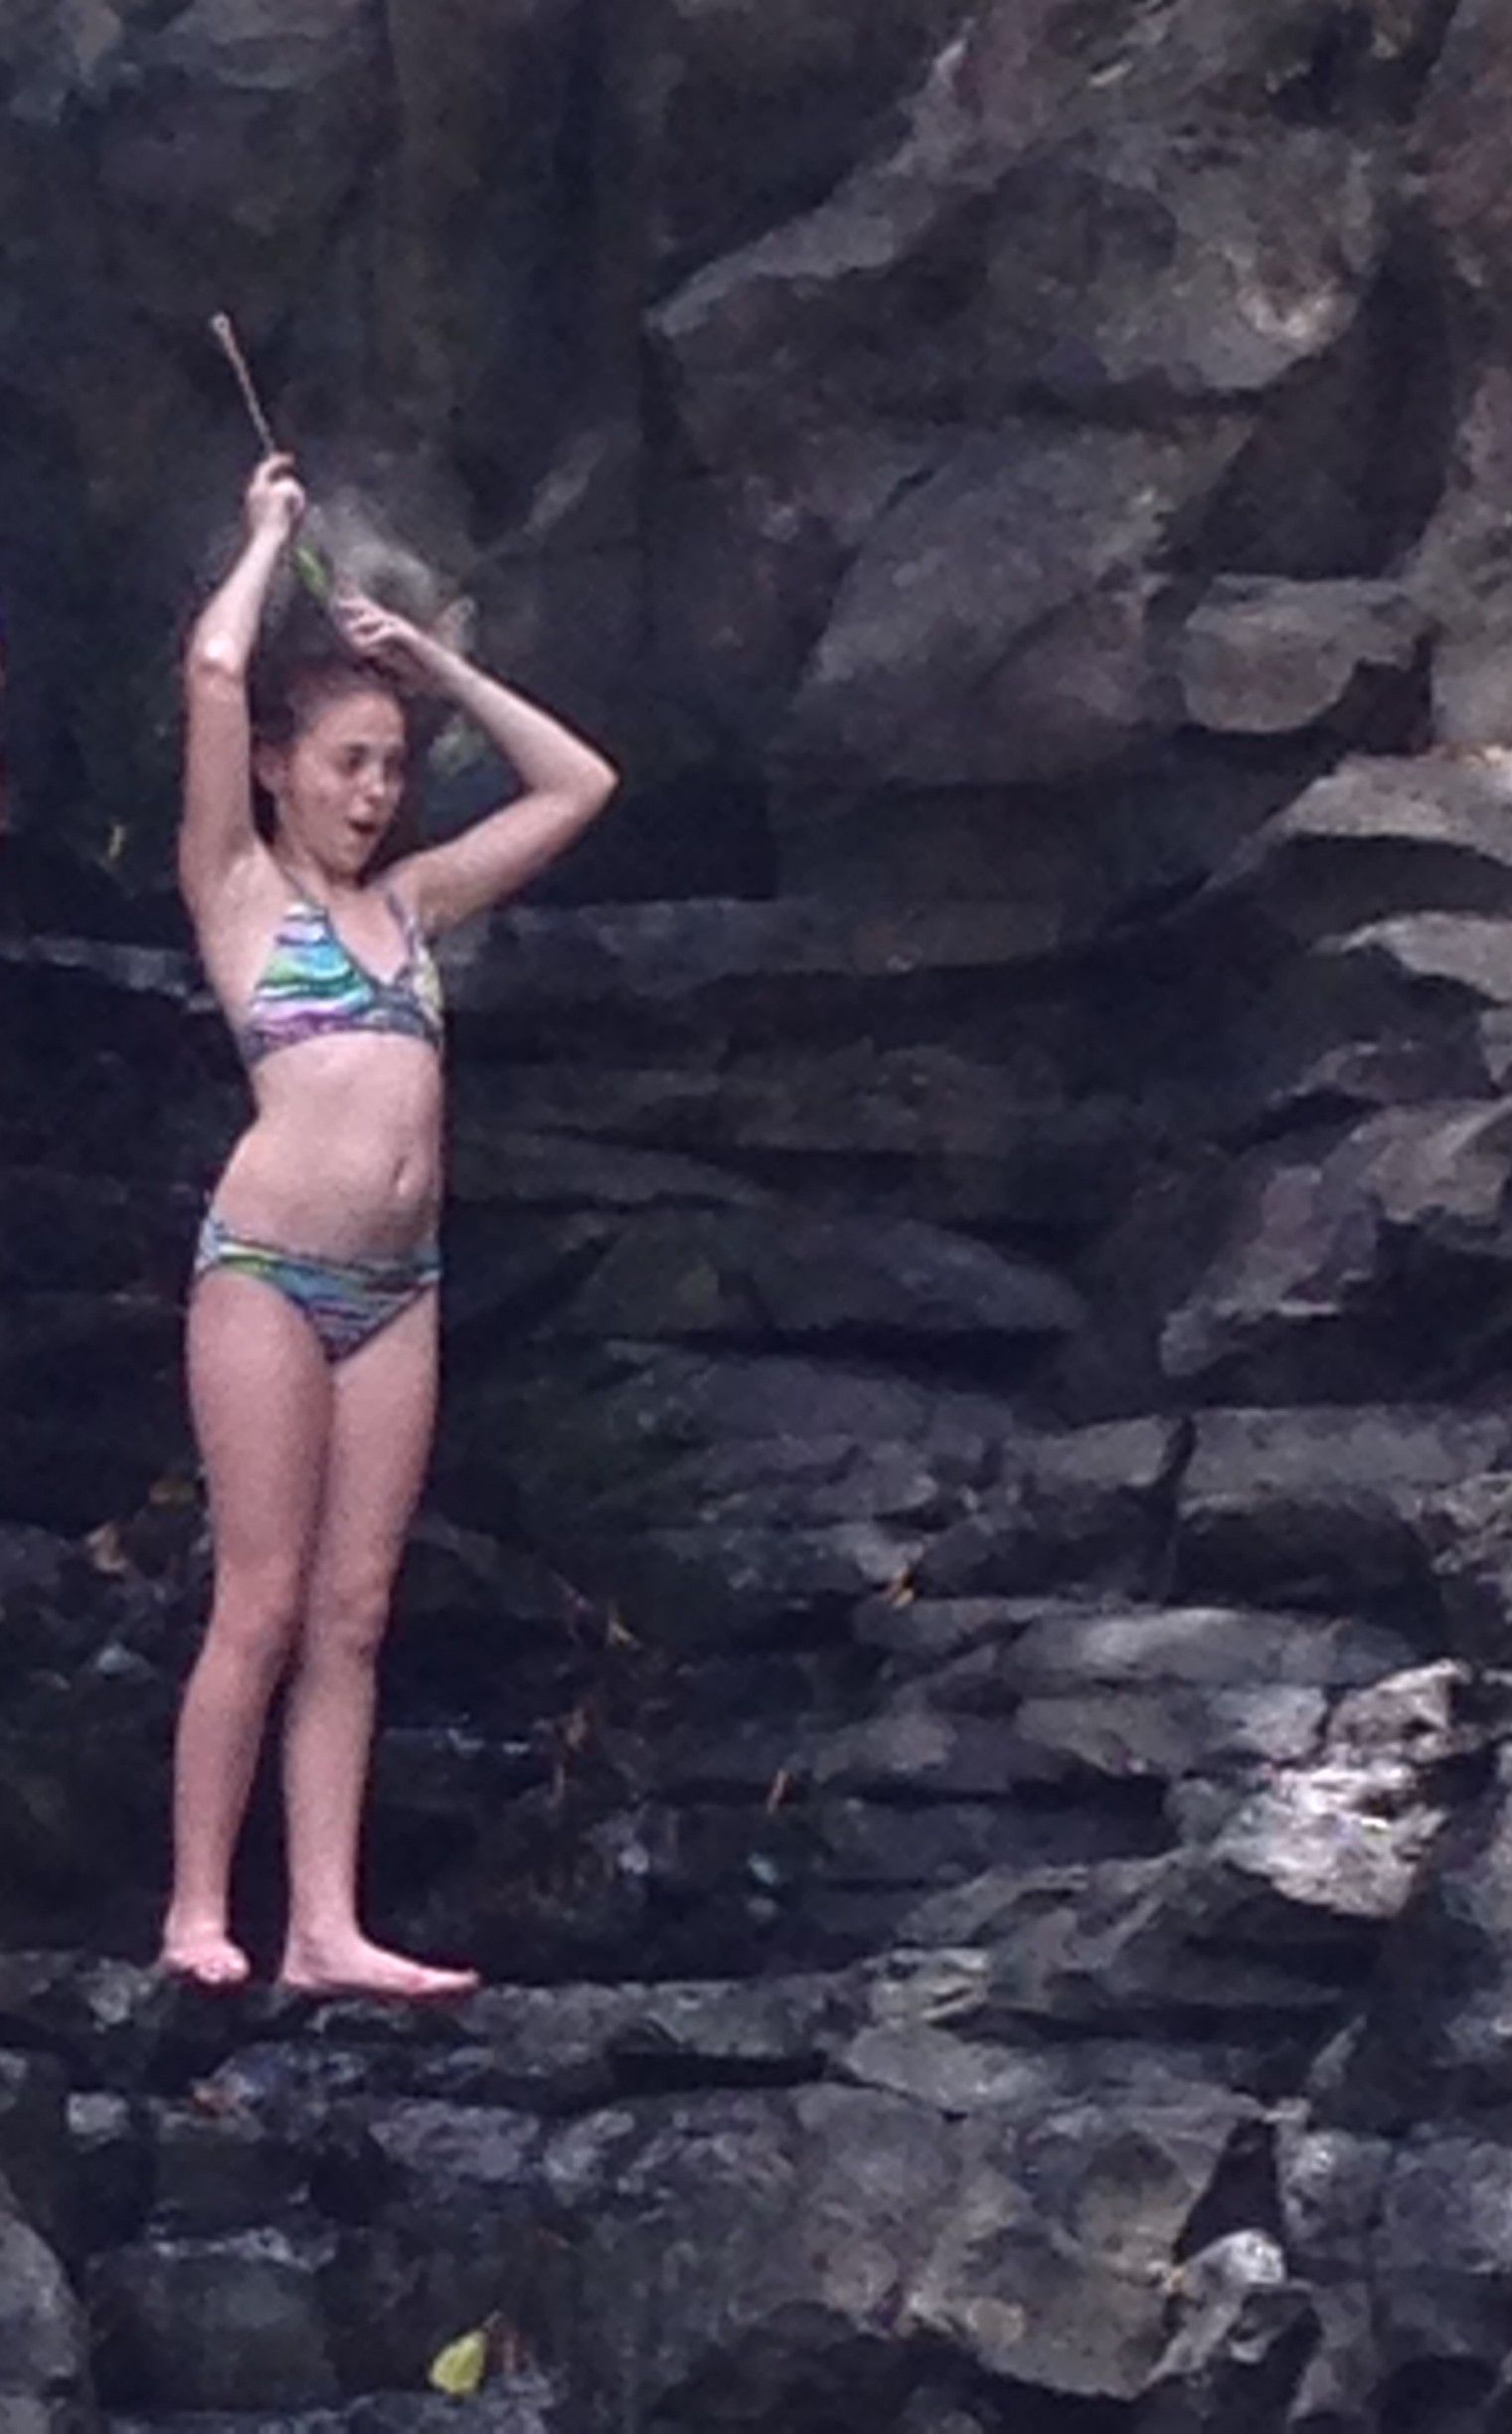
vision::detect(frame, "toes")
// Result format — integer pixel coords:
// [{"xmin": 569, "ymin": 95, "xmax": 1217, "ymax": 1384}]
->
[
  {"xmin": 407, "ymin": 1967, "xmax": 480, "ymax": 1999},
  {"xmin": 160, "ymin": 1939, "xmax": 252, "ymax": 1991}
]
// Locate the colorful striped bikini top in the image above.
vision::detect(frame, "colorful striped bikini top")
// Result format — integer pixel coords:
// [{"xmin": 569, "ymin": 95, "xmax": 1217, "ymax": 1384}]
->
[{"xmin": 236, "ymin": 889, "xmax": 444, "ymax": 1069}]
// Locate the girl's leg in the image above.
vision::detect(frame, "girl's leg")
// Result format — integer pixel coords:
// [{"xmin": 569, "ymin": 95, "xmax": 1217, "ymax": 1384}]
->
[
  {"xmin": 162, "ymin": 1272, "xmax": 331, "ymax": 1985},
  {"xmin": 277, "ymin": 1288, "xmax": 476, "ymax": 1998}
]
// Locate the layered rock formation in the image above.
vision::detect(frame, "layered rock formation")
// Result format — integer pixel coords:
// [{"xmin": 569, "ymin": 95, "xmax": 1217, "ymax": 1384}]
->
[
  {"xmin": 11, "ymin": 1, "xmax": 1512, "ymax": 2429},
  {"xmin": 12, "ymin": 784, "xmax": 1512, "ymax": 2428}
]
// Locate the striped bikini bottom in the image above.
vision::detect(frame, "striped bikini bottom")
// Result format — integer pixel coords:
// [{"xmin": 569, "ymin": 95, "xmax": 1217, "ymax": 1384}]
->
[{"xmin": 194, "ymin": 1213, "xmax": 440, "ymax": 1364}]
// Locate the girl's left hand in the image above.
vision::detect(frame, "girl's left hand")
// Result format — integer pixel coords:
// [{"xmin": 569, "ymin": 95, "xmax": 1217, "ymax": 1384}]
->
[{"xmin": 332, "ymin": 592, "xmax": 442, "ymax": 688}]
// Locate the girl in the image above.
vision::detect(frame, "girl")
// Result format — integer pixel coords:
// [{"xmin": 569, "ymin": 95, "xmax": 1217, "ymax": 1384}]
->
[{"xmin": 164, "ymin": 453, "xmax": 616, "ymax": 1996}]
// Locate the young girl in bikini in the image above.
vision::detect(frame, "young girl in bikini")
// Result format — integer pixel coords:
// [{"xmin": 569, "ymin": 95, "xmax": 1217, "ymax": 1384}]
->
[{"xmin": 164, "ymin": 452, "xmax": 616, "ymax": 1997}]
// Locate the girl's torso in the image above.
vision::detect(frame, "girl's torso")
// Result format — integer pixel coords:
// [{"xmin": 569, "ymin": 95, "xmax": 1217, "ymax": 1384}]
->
[{"xmin": 196, "ymin": 854, "xmax": 446, "ymax": 1259}]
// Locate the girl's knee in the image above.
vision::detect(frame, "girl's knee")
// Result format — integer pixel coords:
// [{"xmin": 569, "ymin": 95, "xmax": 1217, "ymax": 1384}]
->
[
  {"xmin": 300, "ymin": 1570, "xmax": 394, "ymax": 1669},
  {"xmin": 205, "ymin": 1564, "xmax": 306, "ymax": 1668}
]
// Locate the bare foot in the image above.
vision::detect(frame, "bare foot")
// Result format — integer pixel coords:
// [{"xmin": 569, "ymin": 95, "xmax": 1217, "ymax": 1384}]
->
[
  {"xmin": 159, "ymin": 1926, "xmax": 252, "ymax": 1990},
  {"xmin": 276, "ymin": 1934, "xmax": 479, "ymax": 2002}
]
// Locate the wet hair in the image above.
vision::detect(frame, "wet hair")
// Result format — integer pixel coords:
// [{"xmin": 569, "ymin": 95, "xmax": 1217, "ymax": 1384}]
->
[{"xmin": 244, "ymin": 494, "xmax": 468, "ymax": 863}]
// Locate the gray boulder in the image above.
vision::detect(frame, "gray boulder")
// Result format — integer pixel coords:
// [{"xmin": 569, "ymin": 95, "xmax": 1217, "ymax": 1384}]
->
[
  {"xmin": 0, "ymin": 2174, "xmax": 94, "ymax": 2432},
  {"xmin": 1175, "ymin": 579, "xmax": 1426, "ymax": 738},
  {"xmin": 780, "ymin": 420, "xmax": 1248, "ymax": 789}
]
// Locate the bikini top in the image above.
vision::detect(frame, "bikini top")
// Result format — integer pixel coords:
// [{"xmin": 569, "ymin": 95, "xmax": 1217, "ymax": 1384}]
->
[{"xmin": 235, "ymin": 889, "xmax": 445, "ymax": 1069}]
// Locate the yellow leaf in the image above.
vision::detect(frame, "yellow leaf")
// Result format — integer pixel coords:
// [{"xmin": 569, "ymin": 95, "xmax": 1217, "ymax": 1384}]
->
[{"xmin": 428, "ymin": 2329, "xmax": 489, "ymax": 2397}]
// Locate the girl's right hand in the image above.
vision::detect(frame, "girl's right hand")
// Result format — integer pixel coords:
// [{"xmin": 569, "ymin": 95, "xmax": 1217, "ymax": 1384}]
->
[{"xmin": 245, "ymin": 453, "xmax": 306, "ymax": 541}]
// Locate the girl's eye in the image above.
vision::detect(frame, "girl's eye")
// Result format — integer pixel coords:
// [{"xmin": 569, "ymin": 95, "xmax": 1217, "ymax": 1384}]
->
[{"xmin": 332, "ymin": 744, "xmax": 403, "ymax": 784}]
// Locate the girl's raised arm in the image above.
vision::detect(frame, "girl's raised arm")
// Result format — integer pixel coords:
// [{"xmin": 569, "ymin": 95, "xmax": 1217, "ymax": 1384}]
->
[
  {"xmin": 179, "ymin": 454, "xmax": 304, "ymax": 913},
  {"xmin": 333, "ymin": 595, "xmax": 618, "ymax": 934}
]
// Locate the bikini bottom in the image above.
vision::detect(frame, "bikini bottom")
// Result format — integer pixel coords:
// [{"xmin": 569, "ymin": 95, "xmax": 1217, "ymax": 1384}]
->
[{"xmin": 194, "ymin": 1212, "xmax": 440, "ymax": 1364}]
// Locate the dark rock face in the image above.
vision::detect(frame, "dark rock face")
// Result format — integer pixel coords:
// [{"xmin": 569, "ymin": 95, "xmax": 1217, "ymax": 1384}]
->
[
  {"xmin": 0, "ymin": 0, "xmax": 1473, "ymax": 901},
  {"xmin": 0, "ymin": 2047, "xmax": 95, "ymax": 2431},
  {"xmin": 15, "ymin": 3, "xmax": 1512, "ymax": 2430}
]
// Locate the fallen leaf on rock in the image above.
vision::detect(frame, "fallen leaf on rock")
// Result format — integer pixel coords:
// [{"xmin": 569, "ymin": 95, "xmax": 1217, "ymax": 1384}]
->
[{"xmin": 428, "ymin": 2328, "xmax": 489, "ymax": 2396}]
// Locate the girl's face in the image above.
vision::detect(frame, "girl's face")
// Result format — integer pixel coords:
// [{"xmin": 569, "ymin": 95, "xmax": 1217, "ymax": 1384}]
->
[{"xmin": 258, "ymin": 686, "xmax": 408, "ymax": 876}]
